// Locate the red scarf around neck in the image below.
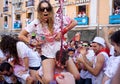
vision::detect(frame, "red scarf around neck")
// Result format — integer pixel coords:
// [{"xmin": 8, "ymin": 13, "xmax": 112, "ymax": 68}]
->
[{"xmin": 96, "ymin": 48, "xmax": 110, "ymax": 56}]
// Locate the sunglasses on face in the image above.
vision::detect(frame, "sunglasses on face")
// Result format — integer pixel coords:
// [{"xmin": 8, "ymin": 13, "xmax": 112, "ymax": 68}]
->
[
  {"xmin": 39, "ymin": 7, "xmax": 52, "ymax": 12},
  {"xmin": 82, "ymin": 43, "xmax": 89, "ymax": 47}
]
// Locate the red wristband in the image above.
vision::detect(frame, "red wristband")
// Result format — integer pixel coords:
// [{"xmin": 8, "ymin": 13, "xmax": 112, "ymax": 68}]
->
[{"xmin": 62, "ymin": 28, "xmax": 68, "ymax": 35}]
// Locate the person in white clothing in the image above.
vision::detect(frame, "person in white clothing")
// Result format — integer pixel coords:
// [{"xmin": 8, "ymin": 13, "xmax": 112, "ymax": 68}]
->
[
  {"xmin": 110, "ymin": 30, "xmax": 120, "ymax": 84},
  {"xmin": 111, "ymin": 65, "xmax": 120, "ymax": 84},
  {"xmin": 0, "ymin": 49, "xmax": 7, "ymax": 64},
  {"xmin": 77, "ymin": 37, "xmax": 109, "ymax": 84},
  {"xmin": 78, "ymin": 49, "xmax": 95, "ymax": 84},
  {"xmin": 18, "ymin": 0, "xmax": 79, "ymax": 84},
  {"xmin": 102, "ymin": 29, "xmax": 120, "ymax": 84},
  {"xmin": 0, "ymin": 62, "xmax": 22, "ymax": 84},
  {"xmin": 102, "ymin": 55, "xmax": 120, "ymax": 84},
  {"xmin": 0, "ymin": 35, "xmax": 42, "ymax": 84}
]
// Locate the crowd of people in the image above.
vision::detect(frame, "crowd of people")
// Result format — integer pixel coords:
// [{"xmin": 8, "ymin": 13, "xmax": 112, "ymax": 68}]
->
[
  {"xmin": 0, "ymin": 0, "xmax": 120, "ymax": 84},
  {"xmin": 78, "ymin": 11, "xmax": 86, "ymax": 17}
]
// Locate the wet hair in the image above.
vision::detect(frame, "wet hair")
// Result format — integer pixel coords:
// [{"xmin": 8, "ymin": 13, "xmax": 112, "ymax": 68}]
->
[
  {"xmin": 110, "ymin": 30, "xmax": 120, "ymax": 46},
  {"xmin": 56, "ymin": 49, "xmax": 69, "ymax": 65},
  {"xmin": 37, "ymin": 0, "xmax": 54, "ymax": 34},
  {"xmin": 0, "ymin": 35, "xmax": 20, "ymax": 64},
  {"xmin": 0, "ymin": 62, "xmax": 12, "ymax": 72}
]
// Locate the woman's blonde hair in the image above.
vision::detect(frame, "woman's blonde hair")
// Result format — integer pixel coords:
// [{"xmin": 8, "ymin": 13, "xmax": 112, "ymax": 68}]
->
[{"xmin": 37, "ymin": 0, "xmax": 54, "ymax": 34}]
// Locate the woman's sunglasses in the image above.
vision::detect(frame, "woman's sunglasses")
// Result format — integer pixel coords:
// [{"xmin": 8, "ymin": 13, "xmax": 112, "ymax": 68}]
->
[{"xmin": 40, "ymin": 7, "xmax": 52, "ymax": 12}]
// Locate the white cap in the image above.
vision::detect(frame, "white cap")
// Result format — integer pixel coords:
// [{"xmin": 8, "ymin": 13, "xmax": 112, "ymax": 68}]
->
[{"xmin": 92, "ymin": 37, "xmax": 105, "ymax": 47}]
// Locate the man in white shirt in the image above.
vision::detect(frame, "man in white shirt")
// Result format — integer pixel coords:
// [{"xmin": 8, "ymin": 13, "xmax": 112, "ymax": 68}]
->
[
  {"xmin": 102, "ymin": 30, "xmax": 120, "ymax": 84},
  {"xmin": 77, "ymin": 37, "xmax": 109, "ymax": 84}
]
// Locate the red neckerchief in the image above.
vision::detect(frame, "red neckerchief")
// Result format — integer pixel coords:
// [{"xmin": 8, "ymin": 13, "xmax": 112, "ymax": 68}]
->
[{"xmin": 96, "ymin": 48, "xmax": 110, "ymax": 56}]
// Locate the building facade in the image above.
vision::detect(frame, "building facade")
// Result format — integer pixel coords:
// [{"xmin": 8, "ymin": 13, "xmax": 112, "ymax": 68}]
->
[{"xmin": 0, "ymin": 0, "xmax": 120, "ymax": 38}]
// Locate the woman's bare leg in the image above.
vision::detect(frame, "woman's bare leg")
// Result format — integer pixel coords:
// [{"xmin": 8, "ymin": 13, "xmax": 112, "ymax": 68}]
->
[
  {"xmin": 42, "ymin": 58, "xmax": 55, "ymax": 84},
  {"xmin": 30, "ymin": 69, "xmax": 38, "ymax": 83},
  {"xmin": 26, "ymin": 76, "xmax": 34, "ymax": 84}
]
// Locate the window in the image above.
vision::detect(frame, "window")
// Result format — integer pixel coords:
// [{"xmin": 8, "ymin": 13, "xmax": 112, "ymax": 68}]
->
[
  {"xmin": 78, "ymin": 5, "xmax": 86, "ymax": 13},
  {"xmin": 16, "ymin": 2, "xmax": 22, "ymax": 8},
  {"xmin": 113, "ymin": 0, "xmax": 120, "ymax": 15},
  {"xmin": 55, "ymin": 0, "xmax": 67, "ymax": 2},
  {"xmin": 77, "ymin": 5, "xmax": 87, "ymax": 17},
  {"xmin": 4, "ymin": 0, "xmax": 8, "ymax": 7},
  {"xmin": 4, "ymin": 16, "xmax": 8, "ymax": 28},
  {"xmin": 16, "ymin": 14, "xmax": 21, "ymax": 20},
  {"xmin": 4, "ymin": 16, "xmax": 8, "ymax": 21},
  {"xmin": 26, "ymin": 13, "xmax": 32, "ymax": 18},
  {"xmin": 13, "ymin": 0, "xmax": 22, "ymax": 10},
  {"xmin": 14, "ymin": 14, "xmax": 22, "ymax": 28},
  {"xmin": 80, "ymin": 0, "xmax": 90, "ymax": 3}
]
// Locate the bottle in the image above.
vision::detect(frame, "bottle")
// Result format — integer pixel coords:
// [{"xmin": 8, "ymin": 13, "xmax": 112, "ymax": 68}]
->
[
  {"xmin": 30, "ymin": 32, "xmax": 36, "ymax": 51},
  {"xmin": 31, "ymin": 32, "xmax": 36, "ymax": 39}
]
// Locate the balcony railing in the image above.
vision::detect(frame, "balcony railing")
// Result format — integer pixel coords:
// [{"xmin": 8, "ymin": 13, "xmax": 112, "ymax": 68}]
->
[
  {"xmin": 14, "ymin": 22, "xmax": 22, "ymax": 29},
  {"xmin": 26, "ymin": 0, "xmax": 34, "ymax": 7},
  {"xmin": 14, "ymin": 2, "xmax": 22, "ymax": 10},
  {"xmin": 74, "ymin": 16, "xmax": 89, "ymax": 25},
  {"xmin": 109, "ymin": 14, "xmax": 120, "ymax": 24},
  {"xmin": 3, "ymin": 7, "xmax": 8, "ymax": 12},
  {"xmin": 4, "ymin": 23, "xmax": 8, "ymax": 28}
]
